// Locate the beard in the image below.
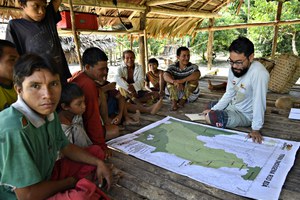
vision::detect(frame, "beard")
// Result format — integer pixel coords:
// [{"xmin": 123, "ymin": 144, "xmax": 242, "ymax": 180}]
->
[{"xmin": 231, "ymin": 66, "xmax": 249, "ymax": 78}]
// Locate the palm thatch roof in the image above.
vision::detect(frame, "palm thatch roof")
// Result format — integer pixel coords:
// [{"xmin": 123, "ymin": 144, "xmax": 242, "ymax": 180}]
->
[{"xmin": 0, "ymin": 0, "xmax": 236, "ymax": 38}]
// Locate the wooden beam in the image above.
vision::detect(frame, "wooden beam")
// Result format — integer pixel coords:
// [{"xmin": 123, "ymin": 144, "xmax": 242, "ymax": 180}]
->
[
  {"xmin": 61, "ymin": 0, "xmax": 146, "ymax": 12},
  {"xmin": 68, "ymin": 0, "xmax": 82, "ymax": 69},
  {"xmin": 57, "ymin": 29, "xmax": 143, "ymax": 36},
  {"xmin": 150, "ymin": 7, "xmax": 220, "ymax": 18},
  {"xmin": 146, "ymin": 0, "xmax": 189, "ymax": 7},
  {"xmin": 195, "ymin": 19, "xmax": 300, "ymax": 31},
  {"xmin": 271, "ymin": 1, "xmax": 283, "ymax": 59}
]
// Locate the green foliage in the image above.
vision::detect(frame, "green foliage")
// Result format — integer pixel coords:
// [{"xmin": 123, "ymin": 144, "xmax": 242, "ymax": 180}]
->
[{"xmin": 115, "ymin": 0, "xmax": 300, "ymax": 59}]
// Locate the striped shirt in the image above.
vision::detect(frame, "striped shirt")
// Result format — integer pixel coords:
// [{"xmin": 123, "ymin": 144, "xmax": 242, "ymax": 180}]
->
[{"xmin": 165, "ymin": 62, "xmax": 199, "ymax": 80}]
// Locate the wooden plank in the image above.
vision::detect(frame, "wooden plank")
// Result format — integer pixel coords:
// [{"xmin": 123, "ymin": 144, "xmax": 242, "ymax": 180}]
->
[
  {"xmin": 109, "ymin": 151, "xmax": 247, "ymax": 200},
  {"xmin": 109, "ymin": 155, "xmax": 221, "ymax": 200}
]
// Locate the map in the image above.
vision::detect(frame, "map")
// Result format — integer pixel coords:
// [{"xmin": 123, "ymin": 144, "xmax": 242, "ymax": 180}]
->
[{"xmin": 107, "ymin": 116, "xmax": 300, "ymax": 199}]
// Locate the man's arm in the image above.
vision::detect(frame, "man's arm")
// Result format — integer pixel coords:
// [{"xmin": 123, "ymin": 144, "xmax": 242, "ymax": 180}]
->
[
  {"xmin": 249, "ymin": 66, "xmax": 270, "ymax": 143},
  {"xmin": 132, "ymin": 65, "xmax": 145, "ymax": 92},
  {"xmin": 176, "ymin": 71, "xmax": 200, "ymax": 84},
  {"xmin": 211, "ymin": 72, "xmax": 235, "ymax": 110},
  {"xmin": 61, "ymin": 144, "xmax": 112, "ymax": 188},
  {"xmin": 51, "ymin": 0, "xmax": 62, "ymax": 12},
  {"xmin": 14, "ymin": 144, "xmax": 112, "ymax": 200},
  {"xmin": 15, "ymin": 177, "xmax": 77, "ymax": 200},
  {"xmin": 163, "ymin": 71, "xmax": 174, "ymax": 84}
]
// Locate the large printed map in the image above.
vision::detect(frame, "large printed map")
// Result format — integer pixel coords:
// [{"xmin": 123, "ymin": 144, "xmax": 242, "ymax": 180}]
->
[{"xmin": 107, "ymin": 116, "xmax": 299, "ymax": 199}]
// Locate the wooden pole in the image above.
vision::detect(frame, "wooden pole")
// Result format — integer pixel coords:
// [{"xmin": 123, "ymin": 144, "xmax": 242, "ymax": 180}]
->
[
  {"xmin": 139, "ymin": 12, "xmax": 146, "ymax": 76},
  {"xmin": 207, "ymin": 18, "xmax": 215, "ymax": 70},
  {"xmin": 68, "ymin": 0, "xmax": 82, "ymax": 69},
  {"xmin": 271, "ymin": 1, "xmax": 283, "ymax": 59},
  {"xmin": 144, "ymin": 29, "xmax": 149, "ymax": 72},
  {"xmin": 130, "ymin": 34, "xmax": 133, "ymax": 50}
]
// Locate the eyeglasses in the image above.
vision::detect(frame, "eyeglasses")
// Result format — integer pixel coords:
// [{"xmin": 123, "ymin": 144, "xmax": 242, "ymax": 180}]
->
[{"xmin": 227, "ymin": 58, "xmax": 248, "ymax": 67}]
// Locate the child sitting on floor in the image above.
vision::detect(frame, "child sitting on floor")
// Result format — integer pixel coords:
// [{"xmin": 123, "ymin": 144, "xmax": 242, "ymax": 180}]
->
[
  {"xmin": 58, "ymin": 82, "xmax": 92, "ymax": 147},
  {"xmin": 145, "ymin": 58, "xmax": 165, "ymax": 98}
]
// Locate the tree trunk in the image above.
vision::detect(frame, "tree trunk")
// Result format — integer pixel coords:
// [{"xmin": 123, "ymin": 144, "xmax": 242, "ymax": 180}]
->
[{"xmin": 292, "ymin": 31, "xmax": 298, "ymax": 56}]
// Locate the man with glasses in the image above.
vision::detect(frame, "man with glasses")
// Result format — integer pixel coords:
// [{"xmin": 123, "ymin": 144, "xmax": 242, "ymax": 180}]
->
[{"xmin": 202, "ymin": 36, "xmax": 269, "ymax": 144}]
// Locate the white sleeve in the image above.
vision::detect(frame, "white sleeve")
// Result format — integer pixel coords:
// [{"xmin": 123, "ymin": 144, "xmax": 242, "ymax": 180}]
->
[
  {"xmin": 115, "ymin": 66, "xmax": 129, "ymax": 90},
  {"xmin": 133, "ymin": 65, "xmax": 145, "ymax": 91},
  {"xmin": 211, "ymin": 73, "xmax": 235, "ymax": 110},
  {"xmin": 251, "ymin": 69, "xmax": 269, "ymax": 130}
]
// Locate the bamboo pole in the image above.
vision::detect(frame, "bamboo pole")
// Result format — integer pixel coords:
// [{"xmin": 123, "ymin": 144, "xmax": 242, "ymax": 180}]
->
[
  {"xmin": 207, "ymin": 18, "xmax": 215, "ymax": 70},
  {"xmin": 146, "ymin": 0, "xmax": 188, "ymax": 6},
  {"xmin": 68, "ymin": 0, "xmax": 82, "ymax": 69},
  {"xmin": 195, "ymin": 19, "xmax": 300, "ymax": 32},
  {"xmin": 150, "ymin": 7, "xmax": 220, "ymax": 18},
  {"xmin": 271, "ymin": 1, "xmax": 283, "ymax": 59}
]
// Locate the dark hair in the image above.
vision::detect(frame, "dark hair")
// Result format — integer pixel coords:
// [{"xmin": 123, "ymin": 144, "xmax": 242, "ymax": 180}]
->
[
  {"xmin": 229, "ymin": 36, "xmax": 254, "ymax": 57},
  {"xmin": 60, "ymin": 83, "xmax": 84, "ymax": 107},
  {"xmin": 18, "ymin": 0, "xmax": 46, "ymax": 6},
  {"xmin": 0, "ymin": 39, "xmax": 16, "ymax": 58},
  {"xmin": 176, "ymin": 46, "xmax": 189, "ymax": 56},
  {"xmin": 13, "ymin": 54, "xmax": 59, "ymax": 87},
  {"xmin": 122, "ymin": 50, "xmax": 135, "ymax": 59},
  {"xmin": 148, "ymin": 58, "xmax": 158, "ymax": 66},
  {"xmin": 82, "ymin": 47, "xmax": 108, "ymax": 67}
]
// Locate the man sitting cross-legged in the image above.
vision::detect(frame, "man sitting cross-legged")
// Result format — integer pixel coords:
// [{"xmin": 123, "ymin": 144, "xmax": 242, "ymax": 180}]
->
[
  {"xmin": 115, "ymin": 50, "xmax": 163, "ymax": 115},
  {"xmin": 163, "ymin": 46, "xmax": 201, "ymax": 111}
]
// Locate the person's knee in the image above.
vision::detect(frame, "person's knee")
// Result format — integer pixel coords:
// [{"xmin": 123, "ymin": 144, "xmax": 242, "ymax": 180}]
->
[
  {"xmin": 206, "ymin": 110, "xmax": 227, "ymax": 128},
  {"xmin": 205, "ymin": 112, "xmax": 211, "ymax": 124},
  {"xmin": 188, "ymin": 79, "xmax": 199, "ymax": 86},
  {"xmin": 105, "ymin": 125, "xmax": 120, "ymax": 140}
]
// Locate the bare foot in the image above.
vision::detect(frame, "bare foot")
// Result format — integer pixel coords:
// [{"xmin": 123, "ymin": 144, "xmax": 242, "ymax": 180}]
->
[
  {"xmin": 170, "ymin": 100, "xmax": 178, "ymax": 111},
  {"xmin": 178, "ymin": 98, "xmax": 186, "ymax": 108},
  {"xmin": 111, "ymin": 114, "xmax": 122, "ymax": 125},
  {"xmin": 207, "ymin": 80, "xmax": 214, "ymax": 91},
  {"xmin": 208, "ymin": 80, "xmax": 227, "ymax": 91},
  {"xmin": 150, "ymin": 98, "xmax": 163, "ymax": 114},
  {"xmin": 130, "ymin": 110, "xmax": 140, "ymax": 122},
  {"xmin": 123, "ymin": 117, "xmax": 140, "ymax": 126}
]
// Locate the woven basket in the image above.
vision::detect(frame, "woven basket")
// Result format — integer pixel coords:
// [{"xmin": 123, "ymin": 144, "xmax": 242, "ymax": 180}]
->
[
  {"xmin": 254, "ymin": 57, "xmax": 275, "ymax": 73},
  {"xmin": 268, "ymin": 54, "xmax": 300, "ymax": 93}
]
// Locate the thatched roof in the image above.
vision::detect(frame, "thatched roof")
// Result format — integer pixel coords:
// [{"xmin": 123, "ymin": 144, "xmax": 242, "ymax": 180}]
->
[{"xmin": 0, "ymin": 0, "xmax": 235, "ymax": 38}]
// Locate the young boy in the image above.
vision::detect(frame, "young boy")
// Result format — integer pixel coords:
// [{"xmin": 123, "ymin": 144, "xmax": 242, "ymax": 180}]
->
[
  {"xmin": 58, "ymin": 83, "xmax": 92, "ymax": 147},
  {"xmin": 0, "ymin": 54, "xmax": 111, "ymax": 199},
  {"xmin": 145, "ymin": 58, "xmax": 165, "ymax": 98},
  {"xmin": 5, "ymin": 0, "xmax": 71, "ymax": 83},
  {"xmin": 0, "ymin": 40, "xmax": 19, "ymax": 111},
  {"xmin": 69, "ymin": 47, "xmax": 119, "ymax": 149}
]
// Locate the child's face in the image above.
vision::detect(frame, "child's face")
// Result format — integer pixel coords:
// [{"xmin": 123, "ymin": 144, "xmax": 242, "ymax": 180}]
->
[
  {"xmin": 0, "ymin": 46, "xmax": 19, "ymax": 85},
  {"xmin": 148, "ymin": 63, "xmax": 158, "ymax": 72},
  {"xmin": 16, "ymin": 68, "xmax": 61, "ymax": 118},
  {"xmin": 68, "ymin": 96, "xmax": 86, "ymax": 116},
  {"xmin": 22, "ymin": 0, "xmax": 47, "ymax": 22}
]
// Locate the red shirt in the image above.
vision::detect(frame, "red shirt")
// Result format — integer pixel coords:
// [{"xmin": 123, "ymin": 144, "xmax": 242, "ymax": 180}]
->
[{"xmin": 69, "ymin": 71, "xmax": 107, "ymax": 150}]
